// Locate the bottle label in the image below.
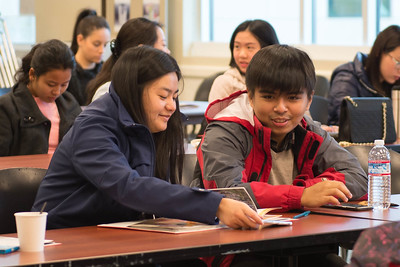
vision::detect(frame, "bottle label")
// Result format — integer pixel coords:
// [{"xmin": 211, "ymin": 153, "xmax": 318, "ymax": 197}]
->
[{"xmin": 368, "ymin": 160, "xmax": 391, "ymax": 175}]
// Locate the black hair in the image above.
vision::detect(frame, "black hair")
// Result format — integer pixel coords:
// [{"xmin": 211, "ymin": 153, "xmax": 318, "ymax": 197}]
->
[
  {"xmin": 111, "ymin": 46, "xmax": 184, "ymax": 184},
  {"xmin": 86, "ymin": 17, "xmax": 161, "ymax": 104},
  {"xmin": 70, "ymin": 9, "xmax": 110, "ymax": 54},
  {"xmin": 246, "ymin": 44, "xmax": 315, "ymax": 98},
  {"xmin": 365, "ymin": 25, "xmax": 400, "ymax": 96},
  {"xmin": 229, "ymin": 19, "xmax": 279, "ymax": 70},
  {"xmin": 14, "ymin": 39, "xmax": 75, "ymax": 85}
]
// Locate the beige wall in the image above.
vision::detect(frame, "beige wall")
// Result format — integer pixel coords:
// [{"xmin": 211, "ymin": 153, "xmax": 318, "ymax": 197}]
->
[{"xmin": 35, "ymin": 0, "xmax": 102, "ymax": 43}]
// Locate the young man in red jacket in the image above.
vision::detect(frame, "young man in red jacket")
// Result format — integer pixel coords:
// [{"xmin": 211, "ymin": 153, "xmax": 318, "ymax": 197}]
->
[{"xmin": 197, "ymin": 45, "xmax": 368, "ymax": 266}]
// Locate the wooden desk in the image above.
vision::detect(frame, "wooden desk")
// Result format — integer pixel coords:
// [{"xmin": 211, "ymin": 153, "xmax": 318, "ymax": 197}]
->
[
  {"xmin": 0, "ymin": 154, "xmax": 52, "ymax": 170},
  {"xmin": 307, "ymin": 194, "xmax": 400, "ymax": 222},
  {"xmin": 0, "ymin": 214, "xmax": 386, "ymax": 266}
]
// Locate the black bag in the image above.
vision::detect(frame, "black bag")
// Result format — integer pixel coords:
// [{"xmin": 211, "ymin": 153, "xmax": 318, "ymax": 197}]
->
[{"xmin": 338, "ymin": 96, "xmax": 397, "ymax": 144}]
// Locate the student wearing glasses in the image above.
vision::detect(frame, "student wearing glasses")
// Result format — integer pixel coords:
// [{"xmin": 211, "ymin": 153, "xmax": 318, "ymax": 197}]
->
[{"xmin": 327, "ymin": 25, "xmax": 400, "ymax": 126}]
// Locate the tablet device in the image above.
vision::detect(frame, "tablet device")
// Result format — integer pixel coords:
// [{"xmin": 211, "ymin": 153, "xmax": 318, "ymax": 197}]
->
[{"xmin": 322, "ymin": 203, "xmax": 373, "ymax": 211}]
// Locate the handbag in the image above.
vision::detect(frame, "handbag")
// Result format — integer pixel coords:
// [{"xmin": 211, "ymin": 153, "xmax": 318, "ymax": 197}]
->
[{"xmin": 338, "ymin": 96, "xmax": 397, "ymax": 144}]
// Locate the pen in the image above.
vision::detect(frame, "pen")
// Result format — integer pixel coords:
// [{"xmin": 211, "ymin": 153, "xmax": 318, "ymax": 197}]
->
[{"xmin": 293, "ymin": 211, "xmax": 310, "ymax": 219}]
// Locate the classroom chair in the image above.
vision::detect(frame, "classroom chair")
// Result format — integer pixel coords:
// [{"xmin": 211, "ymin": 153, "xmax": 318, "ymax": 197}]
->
[
  {"xmin": 194, "ymin": 72, "xmax": 224, "ymax": 102},
  {"xmin": 186, "ymin": 72, "xmax": 224, "ymax": 140},
  {"xmin": 0, "ymin": 167, "xmax": 47, "ymax": 234},
  {"xmin": 314, "ymin": 75, "xmax": 330, "ymax": 98},
  {"xmin": 309, "ymin": 95, "xmax": 329, "ymax": 125}
]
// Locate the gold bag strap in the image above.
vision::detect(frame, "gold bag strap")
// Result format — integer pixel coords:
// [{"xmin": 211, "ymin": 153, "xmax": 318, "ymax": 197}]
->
[{"xmin": 339, "ymin": 96, "xmax": 387, "ymax": 147}]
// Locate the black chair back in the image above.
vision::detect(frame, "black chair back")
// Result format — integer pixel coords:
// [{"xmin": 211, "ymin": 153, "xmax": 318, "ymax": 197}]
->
[
  {"xmin": 314, "ymin": 75, "xmax": 330, "ymax": 98},
  {"xmin": 187, "ymin": 72, "xmax": 223, "ymax": 140},
  {"xmin": 309, "ymin": 95, "xmax": 329, "ymax": 125},
  {"xmin": 0, "ymin": 168, "xmax": 47, "ymax": 234},
  {"xmin": 194, "ymin": 72, "xmax": 224, "ymax": 102}
]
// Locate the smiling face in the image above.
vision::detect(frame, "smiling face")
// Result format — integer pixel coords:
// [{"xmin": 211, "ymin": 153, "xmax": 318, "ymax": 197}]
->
[
  {"xmin": 142, "ymin": 72, "xmax": 179, "ymax": 133},
  {"xmin": 249, "ymin": 88, "xmax": 313, "ymax": 146},
  {"xmin": 77, "ymin": 27, "xmax": 111, "ymax": 67},
  {"xmin": 380, "ymin": 46, "xmax": 400, "ymax": 84},
  {"xmin": 28, "ymin": 68, "xmax": 72, "ymax": 103},
  {"xmin": 233, "ymin": 30, "xmax": 261, "ymax": 74}
]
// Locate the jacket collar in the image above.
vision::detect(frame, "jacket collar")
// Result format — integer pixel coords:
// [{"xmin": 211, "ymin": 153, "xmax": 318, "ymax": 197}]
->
[
  {"xmin": 108, "ymin": 83, "xmax": 139, "ymax": 129},
  {"xmin": 12, "ymin": 83, "xmax": 49, "ymax": 126},
  {"xmin": 206, "ymin": 90, "xmax": 254, "ymax": 132}
]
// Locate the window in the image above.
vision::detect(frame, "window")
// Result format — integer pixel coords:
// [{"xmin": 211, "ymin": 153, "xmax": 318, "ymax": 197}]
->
[
  {"xmin": 201, "ymin": 0, "xmax": 400, "ymax": 46},
  {"xmin": 0, "ymin": 0, "xmax": 35, "ymax": 45}
]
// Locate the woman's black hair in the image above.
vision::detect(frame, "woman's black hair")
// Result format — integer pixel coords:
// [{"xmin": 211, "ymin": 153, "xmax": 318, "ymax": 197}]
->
[
  {"xmin": 70, "ymin": 9, "xmax": 110, "ymax": 54},
  {"xmin": 14, "ymin": 39, "xmax": 75, "ymax": 85},
  {"xmin": 86, "ymin": 17, "xmax": 161, "ymax": 103},
  {"xmin": 246, "ymin": 44, "xmax": 315, "ymax": 99},
  {"xmin": 229, "ymin": 19, "xmax": 279, "ymax": 70},
  {"xmin": 365, "ymin": 25, "xmax": 400, "ymax": 96},
  {"xmin": 111, "ymin": 46, "xmax": 184, "ymax": 184}
]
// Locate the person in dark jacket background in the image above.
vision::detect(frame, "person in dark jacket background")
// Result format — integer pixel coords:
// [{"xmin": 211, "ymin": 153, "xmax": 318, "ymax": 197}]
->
[
  {"xmin": 32, "ymin": 46, "xmax": 262, "ymax": 231},
  {"xmin": 327, "ymin": 25, "xmax": 400, "ymax": 125},
  {"xmin": 67, "ymin": 9, "xmax": 110, "ymax": 105},
  {"xmin": 0, "ymin": 39, "xmax": 81, "ymax": 156}
]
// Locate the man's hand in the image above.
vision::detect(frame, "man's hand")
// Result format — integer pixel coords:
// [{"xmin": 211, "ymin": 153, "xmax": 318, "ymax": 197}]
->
[{"xmin": 301, "ymin": 180, "xmax": 352, "ymax": 208}]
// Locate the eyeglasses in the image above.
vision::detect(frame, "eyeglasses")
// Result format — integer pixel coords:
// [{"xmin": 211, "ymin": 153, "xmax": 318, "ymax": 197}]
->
[{"xmin": 388, "ymin": 54, "xmax": 400, "ymax": 70}]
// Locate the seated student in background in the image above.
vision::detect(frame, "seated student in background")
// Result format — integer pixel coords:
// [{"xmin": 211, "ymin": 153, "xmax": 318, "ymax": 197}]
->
[
  {"xmin": 208, "ymin": 19, "xmax": 279, "ymax": 103},
  {"xmin": 327, "ymin": 25, "xmax": 400, "ymax": 125},
  {"xmin": 32, "ymin": 46, "xmax": 262, "ymax": 231},
  {"xmin": 0, "ymin": 39, "xmax": 81, "ymax": 157},
  {"xmin": 67, "ymin": 9, "xmax": 111, "ymax": 105},
  {"xmin": 86, "ymin": 17, "xmax": 170, "ymax": 104},
  {"xmin": 197, "ymin": 45, "xmax": 368, "ymax": 212}
]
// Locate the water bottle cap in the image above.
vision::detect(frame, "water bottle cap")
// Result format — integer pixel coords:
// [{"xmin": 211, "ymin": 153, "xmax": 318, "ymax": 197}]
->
[{"xmin": 374, "ymin": 139, "xmax": 384, "ymax": 146}]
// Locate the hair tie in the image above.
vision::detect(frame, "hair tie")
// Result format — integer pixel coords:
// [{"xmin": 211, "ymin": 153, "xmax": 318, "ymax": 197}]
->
[{"xmin": 110, "ymin": 39, "xmax": 120, "ymax": 59}]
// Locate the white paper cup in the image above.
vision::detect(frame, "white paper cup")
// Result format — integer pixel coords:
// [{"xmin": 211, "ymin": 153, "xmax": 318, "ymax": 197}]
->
[{"xmin": 14, "ymin": 212, "xmax": 47, "ymax": 252}]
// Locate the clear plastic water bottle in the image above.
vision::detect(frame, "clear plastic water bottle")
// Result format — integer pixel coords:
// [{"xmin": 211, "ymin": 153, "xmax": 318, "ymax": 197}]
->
[{"xmin": 368, "ymin": 139, "xmax": 391, "ymax": 210}]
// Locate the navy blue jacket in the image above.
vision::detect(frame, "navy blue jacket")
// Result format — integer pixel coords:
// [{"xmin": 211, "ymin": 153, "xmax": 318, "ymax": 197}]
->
[
  {"xmin": 32, "ymin": 87, "xmax": 222, "ymax": 229},
  {"xmin": 327, "ymin": 52, "xmax": 381, "ymax": 125}
]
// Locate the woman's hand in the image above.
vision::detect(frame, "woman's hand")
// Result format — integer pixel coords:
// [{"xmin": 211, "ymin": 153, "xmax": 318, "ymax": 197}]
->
[
  {"xmin": 301, "ymin": 180, "xmax": 352, "ymax": 207},
  {"xmin": 216, "ymin": 198, "xmax": 263, "ymax": 229}
]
